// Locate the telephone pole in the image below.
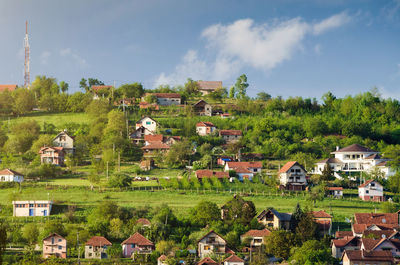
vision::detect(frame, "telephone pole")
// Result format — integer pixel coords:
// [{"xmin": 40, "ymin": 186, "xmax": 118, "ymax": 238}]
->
[{"xmin": 24, "ymin": 21, "xmax": 30, "ymax": 88}]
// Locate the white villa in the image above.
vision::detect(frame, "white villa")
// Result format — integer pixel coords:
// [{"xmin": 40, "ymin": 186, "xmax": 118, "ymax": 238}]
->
[
  {"xmin": 314, "ymin": 144, "xmax": 395, "ymax": 179},
  {"xmin": 358, "ymin": 179, "xmax": 384, "ymax": 202},
  {"xmin": 0, "ymin": 169, "xmax": 24, "ymax": 183}
]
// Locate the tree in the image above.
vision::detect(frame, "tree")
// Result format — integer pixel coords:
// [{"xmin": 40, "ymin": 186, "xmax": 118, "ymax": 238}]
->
[
  {"xmin": 289, "ymin": 240, "xmax": 338, "ymax": 265},
  {"xmin": 23, "ymin": 223, "xmax": 39, "ymax": 245},
  {"xmin": 307, "ymin": 185, "xmax": 325, "ymax": 206},
  {"xmin": 184, "ymin": 79, "xmax": 200, "ymax": 95},
  {"xmin": 321, "ymin": 163, "xmax": 333, "ymax": 181},
  {"xmin": 0, "ymin": 221, "xmax": 6, "ymax": 264},
  {"xmin": 108, "ymin": 173, "xmax": 132, "ymax": 188},
  {"xmin": 221, "ymin": 195, "xmax": 256, "ymax": 225},
  {"xmin": 229, "ymin": 86, "xmax": 235, "ymax": 99},
  {"xmin": 156, "ymin": 240, "xmax": 176, "ymax": 255},
  {"xmin": 385, "ymin": 145, "xmax": 400, "ymax": 171},
  {"xmin": 13, "ymin": 89, "xmax": 35, "ymax": 114},
  {"xmin": 295, "ymin": 211, "xmax": 319, "ymax": 244},
  {"xmin": 234, "ymin": 74, "xmax": 249, "ymax": 99},
  {"xmin": 79, "ymin": 78, "xmax": 89, "ymax": 92},
  {"xmin": 264, "ymin": 230, "xmax": 297, "ymax": 260},
  {"xmin": 388, "ymin": 173, "xmax": 400, "ymax": 193},
  {"xmin": 165, "ymin": 140, "xmax": 192, "ymax": 168},
  {"xmin": 256, "ymin": 92, "xmax": 271, "ymax": 101},
  {"xmin": 59, "ymin": 81, "xmax": 69, "ymax": 93},
  {"xmin": 85, "ymin": 99, "xmax": 111, "ymax": 119},
  {"xmin": 381, "ymin": 201, "xmax": 398, "ymax": 213},
  {"xmin": 188, "ymin": 200, "xmax": 221, "ymax": 227},
  {"xmin": 88, "ymin": 173, "xmax": 101, "ymax": 190},
  {"xmin": 290, "ymin": 203, "xmax": 303, "ymax": 232},
  {"xmin": 118, "ymin": 83, "xmax": 144, "ymax": 98}
]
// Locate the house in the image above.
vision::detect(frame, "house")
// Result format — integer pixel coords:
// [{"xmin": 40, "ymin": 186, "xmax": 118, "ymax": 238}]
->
[
  {"xmin": 196, "ymin": 122, "xmax": 216, "ymax": 136},
  {"xmin": 219, "ymin": 130, "xmax": 242, "ymax": 143},
  {"xmin": 240, "ymin": 229, "xmax": 271, "ymax": 248},
  {"xmin": 224, "ymin": 162, "xmax": 262, "ymax": 174},
  {"xmin": 359, "ymin": 180, "xmax": 384, "ymax": 201},
  {"xmin": 354, "ymin": 212, "xmax": 399, "ymax": 225},
  {"xmin": 327, "ymin": 187, "xmax": 343, "ymax": 198},
  {"xmin": 256, "ymin": 208, "xmax": 291, "ymax": 230},
  {"xmin": 114, "ymin": 97, "xmax": 136, "ymax": 106},
  {"xmin": 91, "ymin": 85, "xmax": 113, "ymax": 99},
  {"xmin": 39, "ymin": 146, "xmax": 65, "ymax": 166},
  {"xmin": 53, "ymin": 131, "xmax": 74, "ymax": 155},
  {"xmin": 0, "ymin": 168, "xmax": 24, "ymax": 183},
  {"xmin": 195, "ymin": 170, "xmax": 229, "ymax": 181},
  {"xmin": 43, "ymin": 233, "xmax": 67, "ymax": 259},
  {"xmin": 311, "ymin": 210, "xmax": 332, "ymax": 236},
  {"xmin": 361, "ymin": 237, "xmax": 400, "ymax": 258},
  {"xmin": 193, "ymin": 100, "xmax": 212, "ymax": 116},
  {"xmin": 332, "ymin": 237, "xmax": 360, "ymax": 259},
  {"xmin": 130, "ymin": 117, "xmax": 157, "ymax": 143},
  {"xmin": 197, "ymin": 257, "xmax": 219, "ymax": 265},
  {"xmin": 144, "ymin": 134, "xmax": 181, "ymax": 146},
  {"xmin": 217, "ymin": 156, "xmax": 233, "ymax": 166},
  {"xmin": 142, "ymin": 142, "xmax": 170, "ymax": 157},
  {"xmin": 223, "ymin": 254, "xmax": 245, "ymax": 265},
  {"xmin": 278, "ymin": 161, "xmax": 307, "ymax": 191},
  {"xmin": 140, "ymin": 159, "xmax": 154, "ymax": 171},
  {"xmin": 342, "ymin": 250, "xmax": 394, "ymax": 265},
  {"xmin": 197, "ymin": 81, "xmax": 223, "ymax": 95},
  {"xmin": 136, "ymin": 218, "xmax": 151, "ymax": 227},
  {"xmin": 12, "ymin": 200, "xmax": 52, "ymax": 217},
  {"xmin": 158, "ymin": 255, "xmax": 168, "ymax": 265},
  {"xmin": 143, "ymin": 93, "xmax": 181, "ymax": 106},
  {"xmin": 0, "ymin": 84, "xmax": 17, "ymax": 92},
  {"xmin": 197, "ymin": 231, "xmax": 228, "ymax": 258},
  {"xmin": 85, "ymin": 236, "xmax": 112, "ymax": 259},
  {"xmin": 314, "ymin": 144, "xmax": 395, "ymax": 179},
  {"xmin": 121, "ymin": 232, "xmax": 154, "ymax": 258},
  {"xmin": 139, "ymin": 102, "xmax": 159, "ymax": 110}
]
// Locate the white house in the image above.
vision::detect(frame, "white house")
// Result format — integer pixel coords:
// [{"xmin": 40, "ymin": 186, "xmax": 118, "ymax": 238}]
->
[
  {"xmin": 196, "ymin": 122, "xmax": 216, "ymax": 136},
  {"xmin": 314, "ymin": 144, "xmax": 395, "ymax": 179},
  {"xmin": 219, "ymin": 130, "xmax": 242, "ymax": 143},
  {"xmin": 224, "ymin": 162, "xmax": 262, "ymax": 174},
  {"xmin": 240, "ymin": 229, "xmax": 271, "ymax": 247},
  {"xmin": 130, "ymin": 117, "xmax": 157, "ymax": 142},
  {"xmin": 12, "ymin": 200, "xmax": 53, "ymax": 217},
  {"xmin": 0, "ymin": 169, "xmax": 24, "ymax": 183},
  {"xmin": 143, "ymin": 93, "xmax": 181, "ymax": 106},
  {"xmin": 327, "ymin": 187, "xmax": 343, "ymax": 198},
  {"xmin": 279, "ymin": 161, "xmax": 307, "ymax": 191},
  {"xmin": 359, "ymin": 179, "xmax": 384, "ymax": 201},
  {"xmin": 223, "ymin": 254, "xmax": 244, "ymax": 265},
  {"xmin": 53, "ymin": 131, "xmax": 74, "ymax": 155}
]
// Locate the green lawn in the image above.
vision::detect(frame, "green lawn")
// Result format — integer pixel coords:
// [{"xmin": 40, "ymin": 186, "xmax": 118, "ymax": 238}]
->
[{"xmin": 4, "ymin": 112, "xmax": 90, "ymax": 128}]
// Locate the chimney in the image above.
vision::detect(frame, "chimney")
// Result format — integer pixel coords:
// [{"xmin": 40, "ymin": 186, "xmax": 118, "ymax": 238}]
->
[{"xmin": 336, "ymin": 146, "xmax": 340, "ymax": 151}]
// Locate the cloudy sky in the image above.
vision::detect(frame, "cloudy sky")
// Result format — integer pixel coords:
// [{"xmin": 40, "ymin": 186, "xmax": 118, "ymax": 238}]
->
[{"xmin": 1, "ymin": 0, "xmax": 400, "ymax": 99}]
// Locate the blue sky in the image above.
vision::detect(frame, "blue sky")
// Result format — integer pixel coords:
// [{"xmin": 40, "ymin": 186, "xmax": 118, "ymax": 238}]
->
[{"xmin": 1, "ymin": 0, "xmax": 400, "ymax": 99}]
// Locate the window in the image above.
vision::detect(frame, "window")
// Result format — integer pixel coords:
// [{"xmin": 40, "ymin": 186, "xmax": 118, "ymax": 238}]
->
[
  {"xmin": 58, "ymin": 246, "xmax": 62, "ymax": 250},
  {"xmin": 204, "ymin": 246, "xmax": 210, "ymax": 250},
  {"xmin": 366, "ymin": 190, "xmax": 369, "ymax": 194},
  {"xmin": 29, "ymin": 204, "xmax": 34, "ymax": 207},
  {"xmin": 58, "ymin": 239, "xmax": 62, "ymax": 242},
  {"xmin": 146, "ymin": 121, "xmax": 151, "ymax": 125}
]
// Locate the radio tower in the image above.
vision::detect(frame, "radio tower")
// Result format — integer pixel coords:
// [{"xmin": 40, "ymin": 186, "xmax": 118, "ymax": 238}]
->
[{"xmin": 24, "ymin": 21, "xmax": 30, "ymax": 88}]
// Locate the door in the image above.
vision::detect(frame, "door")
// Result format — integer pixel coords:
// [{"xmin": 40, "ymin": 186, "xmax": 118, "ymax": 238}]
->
[
  {"xmin": 43, "ymin": 210, "xmax": 47, "ymax": 216},
  {"xmin": 29, "ymin": 209, "xmax": 34, "ymax": 216}
]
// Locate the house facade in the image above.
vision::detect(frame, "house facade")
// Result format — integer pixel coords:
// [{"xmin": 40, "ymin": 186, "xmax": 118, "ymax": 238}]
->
[
  {"xmin": 332, "ymin": 237, "xmax": 359, "ymax": 259},
  {"xmin": 195, "ymin": 170, "xmax": 229, "ymax": 181},
  {"xmin": 219, "ymin": 130, "xmax": 242, "ymax": 143},
  {"xmin": 197, "ymin": 81, "xmax": 223, "ymax": 95},
  {"xmin": 91, "ymin": 85, "xmax": 113, "ymax": 100},
  {"xmin": 12, "ymin": 200, "xmax": 53, "ymax": 217},
  {"xmin": 279, "ymin": 161, "xmax": 307, "ymax": 190},
  {"xmin": 223, "ymin": 254, "xmax": 244, "ymax": 265},
  {"xmin": 130, "ymin": 117, "xmax": 157, "ymax": 143},
  {"xmin": 342, "ymin": 250, "xmax": 394, "ymax": 265},
  {"xmin": 256, "ymin": 208, "xmax": 291, "ymax": 230},
  {"xmin": 311, "ymin": 210, "xmax": 333, "ymax": 236},
  {"xmin": 358, "ymin": 180, "xmax": 384, "ymax": 201},
  {"xmin": 314, "ymin": 144, "xmax": 395, "ymax": 179},
  {"xmin": 327, "ymin": 187, "xmax": 343, "ymax": 198},
  {"xmin": 85, "ymin": 236, "xmax": 112, "ymax": 259},
  {"xmin": 121, "ymin": 232, "xmax": 154, "ymax": 258},
  {"xmin": 197, "ymin": 231, "xmax": 227, "ymax": 258},
  {"xmin": 0, "ymin": 168, "xmax": 24, "ymax": 183},
  {"xmin": 193, "ymin": 100, "xmax": 212, "ymax": 116},
  {"xmin": 143, "ymin": 93, "xmax": 181, "ymax": 105},
  {"xmin": 240, "ymin": 229, "xmax": 271, "ymax": 247},
  {"xmin": 53, "ymin": 131, "xmax": 74, "ymax": 155},
  {"xmin": 39, "ymin": 146, "xmax": 64, "ymax": 166},
  {"xmin": 0, "ymin": 84, "xmax": 18, "ymax": 92},
  {"xmin": 196, "ymin": 122, "xmax": 216, "ymax": 136},
  {"xmin": 43, "ymin": 233, "xmax": 67, "ymax": 259}
]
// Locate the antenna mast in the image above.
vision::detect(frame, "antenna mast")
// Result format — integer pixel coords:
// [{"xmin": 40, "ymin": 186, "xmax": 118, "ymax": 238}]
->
[{"xmin": 24, "ymin": 21, "xmax": 30, "ymax": 88}]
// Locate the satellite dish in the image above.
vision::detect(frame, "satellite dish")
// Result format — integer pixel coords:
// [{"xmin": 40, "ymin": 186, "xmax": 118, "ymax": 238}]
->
[
  {"xmin": 382, "ymin": 234, "xmax": 386, "ymax": 238},
  {"xmin": 382, "ymin": 218, "xmax": 387, "ymax": 223}
]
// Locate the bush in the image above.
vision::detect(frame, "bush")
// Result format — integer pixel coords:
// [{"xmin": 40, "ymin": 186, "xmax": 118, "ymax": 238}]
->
[{"xmin": 108, "ymin": 174, "xmax": 132, "ymax": 188}]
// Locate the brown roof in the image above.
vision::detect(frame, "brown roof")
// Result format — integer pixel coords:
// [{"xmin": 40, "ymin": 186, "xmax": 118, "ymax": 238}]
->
[
  {"xmin": 327, "ymin": 187, "xmax": 343, "ymax": 191},
  {"xmin": 195, "ymin": 170, "xmax": 229, "ymax": 179},
  {"xmin": 196, "ymin": 121, "xmax": 215, "ymax": 127},
  {"xmin": 197, "ymin": 257, "xmax": 218, "ymax": 265},
  {"xmin": 85, "ymin": 236, "xmax": 112, "ymax": 247},
  {"xmin": 0, "ymin": 168, "xmax": 24, "ymax": 176},
  {"xmin": 197, "ymin": 230, "xmax": 226, "ymax": 244},
  {"xmin": 317, "ymin": 157, "xmax": 343, "ymax": 164},
  {"xmin": 145, "ymin": 93, "xmax": 181, "ymax": 98},
  {"xmin": 144, "ymin": 135, "xmax": 164, "ymax": 142},
  {"xmin": 39, "ymin": 146, "xmax": 64, "ymax": 154},
  {"xmin": 43, "ymin": 232, "xmax": 65, "ymax": 241},
  {"xmin": 197, "ymin": 81, "xmax": 222, "ymax": 91},
  {"xmin": 376, "ymin": 161, "xmax": 388, "ymax": 167},
  {"xmin": 121, "ymin": 232, "xmax": 154, "ymax": 246},
  {"xmin": 233, "ymin": 167, "xmax": 252, "ymax": 173},
  {"xmin": 363, "ymin": 230, "xmax": 396, "ymax": 239},
  {"xmin": 278, "ymin": 161, "xmax": 304, "ymax": 173},
  {"xmin": 354, "ymin": 213, "xmax": 398, "ymax": 225},
  {"xmin": 142, "ymin": 142, "xmax": 170, "ymax": 150},
  {"xmin": 311, "ymin": 210, "xmax": 332, "ymax": 218},
  {"xmin": 0, "ymin": 84, "xmax": 17, "ymax": 92},
  {"xmin": 136, "ymin": 218, "xmax": 151, "ymax": 226},
  {"xmin": 242, "ymin": 229, "xmax": 271, "ymax": 238},
  {"xmin": 223, "ymin": 254, "xmax": 244, "ymax": 263},
  {"xmin": 227, "ymin": 161, "xmax": 262, "ymax": 169},
  {"xmin": 332, "ymin": 236, "xmax": 357, "ymax": 248},
  {"xmin": 91, "ymin": 85, "xmax": 112, "ymax": 92},
  {"xmin": 335, "ymin": 231, "xmax": 354, "ymax": 238},
  {"xmin": 219, "ymin": 130, "xmax": 242, "ymax": 136},
  {"xmin": 359, "ymin": 179, "xmax": 377, "ymax": 188},
  {"xmin": 315, "ymin": 219, "xmax": 331, "ymax": 231},
  {"xmin": 344, "ymin": 250, "xmax": 393, "ymax": 262},
  {"xmin": 333, "ymin": 144, "xmax": 378, "ymax": 153},
  {"xmin": 361, "ymin": 238, "xmax": 381, "ymax": 251}
]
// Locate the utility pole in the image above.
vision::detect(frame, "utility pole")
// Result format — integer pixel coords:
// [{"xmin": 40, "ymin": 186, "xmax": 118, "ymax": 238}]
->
[{"xmin": 24, "ymin": 21, "xmax": 30, "ymax": 88}]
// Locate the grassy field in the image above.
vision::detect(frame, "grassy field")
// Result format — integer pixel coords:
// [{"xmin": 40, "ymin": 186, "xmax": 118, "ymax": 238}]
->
[{"xmin": 3, "ymin": 112, "xmax": 90, "ymax": 128}]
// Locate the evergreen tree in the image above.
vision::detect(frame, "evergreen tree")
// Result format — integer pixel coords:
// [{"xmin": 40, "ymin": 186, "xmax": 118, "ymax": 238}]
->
[
  {"xmin": 290, "ymin": 203, "xmax": 303, "ymax": 232},
  {"xmin": 295, "ymin": 208, "xmax": 319, "ymax": 244},
  {"xmin": 321, "ymin": 163, "xmax": 333, "ymax": 181}
]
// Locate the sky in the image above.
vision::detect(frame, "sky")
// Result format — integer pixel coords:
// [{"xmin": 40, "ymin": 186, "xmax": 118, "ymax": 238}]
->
[{"xmin": 1, "ymin": 0, "xmax": 400, "ymax": 99}]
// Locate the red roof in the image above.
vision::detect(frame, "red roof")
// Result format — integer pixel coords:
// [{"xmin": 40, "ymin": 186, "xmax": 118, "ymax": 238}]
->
[
  {"xmin": 0, "ymin": 168, "xmax": 24, "ymax": 176},
  {"xmin": 197, "ymin": 257, "xmax": 218, "ymax": 265},
  {"xmin": 142, "ymin": 142, "xmax": 170, "ymax": 150},
  {"xmin": 335, "ymin": 231, "xmax": 354, "ymax": 238},
  {"xmin": 311, "ymin": 210, "xmax": 332, "ymax": 218},
  {"xmin": 242, "ymin": 229, "xmax": 271, "ymax": 238},
  {"xmin": 332, "ymin": 236, "xmax": 357, "ymax": 248},
  {"xmin": 315, "ymin": 219, "xmax": 331, "ymax": 231},
  {"xmin": 85, "ymin": 236, "xmax": 112, "ymax": 247},
  {"xmin": 327, "ymin": 187, "xmax": 343, "ymax": 191},
  {"xmin": 196, "ymin": 121, "xmax": 215, "ymax": 127},
  {"xmin": 121, "ymin": 232, "xmax": 154, "ymax": 246},
  {"xmin": 136, "ymin": 218, "xmax": 151, "ymax": 226},
  {"xmin": 0, "ymin": 84, "xmax": 17, "ymax": 92},
  {"xmin": 333, "ymin": 144, "xmax": 378, "ymax": 153},
  {"xmin": 195, "ymin": 170, "xmax": 229, "ymax": 179},
  {"xmin": 219, "ymin": 130, "xmax": 242, "ymax": 136},
  {"xmin": 223, "ymin": 254, "xmax": 244, "ymax": 263},
  {"xmin": 279, "ymin": 161, "xmax": 304, "ymax": 173},
  {"xmin": 145, "ymin": 93, "xmax": 181, "ymax": 98},
  {"xmin": 233, "ymin": 167, "xmax": 252, "ymax": 173},
  {"xmin": 226, "ymin": 161, "xmax": 262, "ymax": 169},
  {"xmin": 197, "ymin": 81, "xmax": 222, "ymax": 91},
  {"xmin": 39, "ymin": 146, "xmax": 64, "ymax": 154},
  {"xmin": 197, "ymin": 230, "xmax": 226, "ymax": 244},
  {"xmin": 354, "ymin": 213, "xmax": 398, "ymax": 225},
  {"xmin": 344, "ymin": 250, "xmax": 393, "ymax": 262},
  {"xmin": 91, "ymin": 85, "xmax": 112, "ymax": 92},
  {"xmin": 359, "ymin": 179, "xmax": 377, "ymax": 188},
  {"xmin": 144, "ymin": 135, "xmax": 163, "ymax": 142}
]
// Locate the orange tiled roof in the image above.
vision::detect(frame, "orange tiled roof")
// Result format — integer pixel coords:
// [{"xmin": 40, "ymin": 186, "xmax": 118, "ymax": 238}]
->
[
  {"xmin": 85, "ymin": 236, "xmax": 112, "ymax": 247},
  {"xmin": 121, "ymin": 232, "xmax": 154, "ymax": 246}
]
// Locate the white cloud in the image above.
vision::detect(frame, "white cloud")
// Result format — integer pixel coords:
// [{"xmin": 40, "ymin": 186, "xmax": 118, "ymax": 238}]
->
[
  {"xmin": 60, "ymin": 48, "xmax": 88, "ymax": 67},
  {"xmin": 155, "ymin": 12, "xmax": 351, "ymax": 87},
  {"xmin": 313, "ymin": 12, "xmax": 351, "ymax": 35},
  {"xmin": 381, "ymin": 0, "xmax": 400, "ymax": 21},
  {"xmin": 40, "ymin": 51, "xmax": 51, "ymax": 65}
]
